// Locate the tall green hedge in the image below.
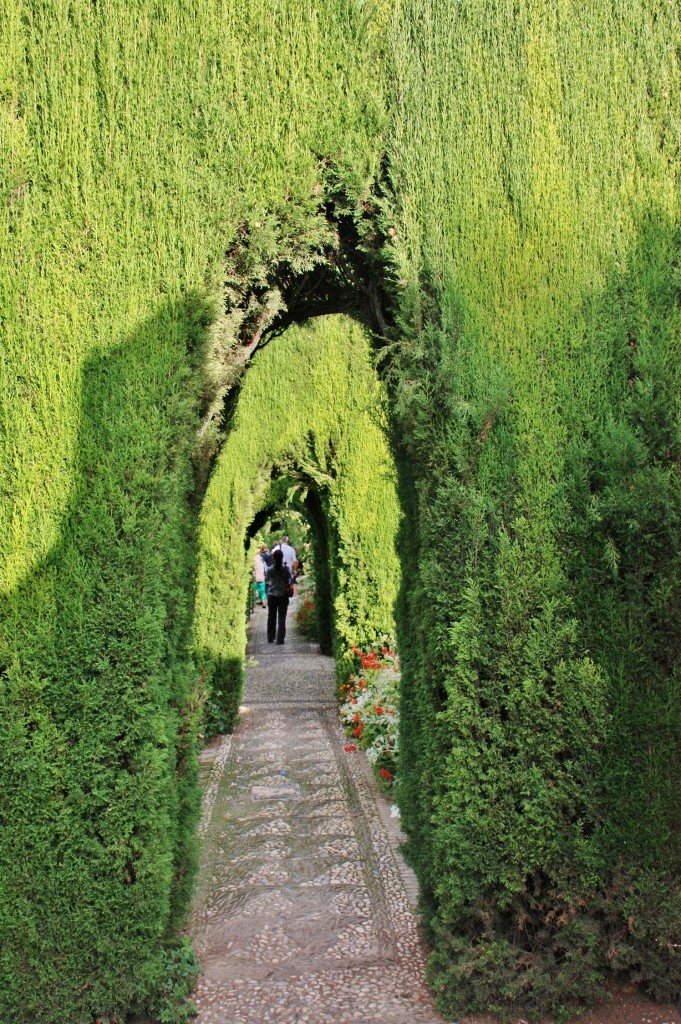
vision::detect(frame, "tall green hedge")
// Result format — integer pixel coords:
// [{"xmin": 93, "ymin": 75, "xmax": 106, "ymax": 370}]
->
[
  {"xmin": 2, "ymin": 0, "xmax": 680, "ymax": 1020},
  {"xmin": 0, "ymin": 2, "xmax": 387, "ymax": 1019},
  {"xmin": 0, "ymin": 301, "xmax": 206, "ymax": 1022},
  {"xmin": 388, "ymin": 1, "xmax": 681, "ymax": 1018},
  {"xmin": 194, "ymin": 315, "xmax": 401, "ymax": 733}
]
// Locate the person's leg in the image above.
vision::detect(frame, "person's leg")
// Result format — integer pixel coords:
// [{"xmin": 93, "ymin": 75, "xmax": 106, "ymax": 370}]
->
[
  {"xmin": 256, "ymin": 581, "xmax": 266, "ymax": 606},
  {"xmin": 267, "ymin": 597, "xmax": 277, "ymax": 642},
  {"xmin": 276, "ymin": 595, "xmax": 289, "ymax": 644}
]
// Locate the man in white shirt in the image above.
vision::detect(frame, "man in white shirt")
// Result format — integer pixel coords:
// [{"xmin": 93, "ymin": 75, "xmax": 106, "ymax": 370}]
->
[{"xmin": 280, "ymin": 536, "xmax": 298, "ymax": 580}]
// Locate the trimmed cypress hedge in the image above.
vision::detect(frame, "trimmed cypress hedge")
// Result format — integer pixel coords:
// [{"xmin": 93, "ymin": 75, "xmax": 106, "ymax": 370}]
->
[
  {"xmin": 194, "ymin": 315, "xmax": 401, "ymax": 733},
  {"xmin": 0, "ymin": 300, "xmax": 208, "ymax": 1022},
  {"xmin": 388, "ymin": 1, "xmax": 681, "ymax": 1017},
  {"xmin": 2, "ymin": 0, "xmax": 680, "ymax": 1020},
  {"xmin": 0, "ymin": 2, "xmax": 388, "ymax": 1019}
]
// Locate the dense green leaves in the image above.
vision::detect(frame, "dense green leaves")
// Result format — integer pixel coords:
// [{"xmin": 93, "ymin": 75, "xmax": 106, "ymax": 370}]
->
[
  {"xmin": 388, "ymin": 1, "xmax": 681, "ymax": 1017},
  {"xmin": 1, "ymin": 0, "xmax": 680, "ymax": 1021},
  {"xmin": 0, "ymin": 2, "xmax": 388, "ymax": 1019},
  {"xmin": 195, "ymin": 316, "xmax": 401, "ymax": 731}
]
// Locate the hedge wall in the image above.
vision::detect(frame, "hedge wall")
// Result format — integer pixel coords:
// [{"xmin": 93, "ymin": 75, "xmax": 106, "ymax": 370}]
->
[
  {"xmin": 2, "ymin": 0, "xmax": 680, "ymax": 1021},
  {"xmin": 388, "ymin": 2, "xmax": 681, "ymax": 1018},
  {"xmin": 0, "ymin": 2, "xmax": 387, "ymax": 1019},
  {"xmin": 194, "ymin": 315, "xmax": 401, "ymax": 734}
]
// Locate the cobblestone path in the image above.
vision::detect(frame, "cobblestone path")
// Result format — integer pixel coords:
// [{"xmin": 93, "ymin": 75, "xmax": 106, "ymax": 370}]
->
[{"xmin": 190, "ymin": 599, "xmax": 445, "ymax": 1024}]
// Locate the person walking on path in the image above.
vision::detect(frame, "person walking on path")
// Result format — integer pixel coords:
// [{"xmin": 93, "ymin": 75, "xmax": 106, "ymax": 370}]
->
[
  {"xmin": 253, "ymin": 547, "xmax": 267, "ymax": 608},
  {"xmin": 265, "ymin": 548, "xmax": 293, "ymax": 644},
  {"xmin": 280, "ymin": 535, "xmax": 298, "ymax": 594},
  {"xmin": 280, "ymin": 535, "xmax": 297, "ymax": 574}
]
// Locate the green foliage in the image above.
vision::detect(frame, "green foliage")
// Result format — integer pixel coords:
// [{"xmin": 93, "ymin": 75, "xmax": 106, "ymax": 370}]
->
[
  {"xmin": 0, "ymin": 303, "xmax": 206, "ymax": 1023},
  {"xmin": 427, "ymin": 913, "xmax": 605, "ymax": 1024},
  {"xmin": 194, "ymin": 316, "xmax": 401, "ymax": 731},
  {"xmin": 387, "ymin": 1, "xmax": 681, "ymax": 1017},
  {"xmin": 3, "ymin": 0, "xmax": 680, "ymax": 1021},
  {"xmin": 199, "ymin": 655, "xmax": 245, "ymax": 738},
  {"xmin": 0, "ymin": 2, "xmax": 388, "ymax": 1020},
  {"xmin": 142, "ymin": 938, "xmax": 200, "ymax": 1024},
  {"xmin": 302, "ymin": 491, "xmax": 335, "ymax": 655}
]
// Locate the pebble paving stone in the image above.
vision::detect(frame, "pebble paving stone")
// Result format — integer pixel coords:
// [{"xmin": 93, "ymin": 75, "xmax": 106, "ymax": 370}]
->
[{"xmin": 190, "ymin": 599, "xmax": 446, "ymax": 1024}]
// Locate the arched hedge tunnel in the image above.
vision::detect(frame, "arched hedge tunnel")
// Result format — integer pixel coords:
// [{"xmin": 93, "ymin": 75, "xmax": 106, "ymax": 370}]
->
[
  {"xmin": 194, "ymin": 314, "xmax": 401, "ymax": 735},
  {"xmin": 1, "ymin": 3, "xmax": 680, "ymax": 1023},
  {"xmin": 244, "ymin": 471, "xmax": 335, "ymax": 655},
  {"xmin": 190, "ymin": 169, "xmax": 400, "ymax": 497}
]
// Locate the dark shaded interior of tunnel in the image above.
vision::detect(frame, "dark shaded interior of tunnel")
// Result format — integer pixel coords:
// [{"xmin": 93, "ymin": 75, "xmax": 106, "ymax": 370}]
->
[
  {"xmin": 191, "ymin": 173, "xmax": 401, "ymax": 507},
  {"xmin": 220, "ymin": 170, "xmax": 398, "ymax": 403},
  {"xmin": 258, "ymin": 210, "xmax": 395, "ymax": 345}
]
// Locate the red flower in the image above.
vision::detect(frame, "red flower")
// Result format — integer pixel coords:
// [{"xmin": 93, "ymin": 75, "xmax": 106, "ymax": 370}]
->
[
  {"xmin": 353, "ymin": 725, "xmax": 363, "ymax": 738},
  {"xmin": 380, "ymin": 768, "xmax": 393, "ymax": 780},
  {"xmin": 344, "ymin": 744, "xmax": 357, "ymax": 752},
  {"xmin": 374, "ymin": 706, "xmax": 384, "ymax": 715}
]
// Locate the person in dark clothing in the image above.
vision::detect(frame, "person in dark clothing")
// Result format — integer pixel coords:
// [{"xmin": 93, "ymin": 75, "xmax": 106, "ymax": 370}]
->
[{"xmin": 265, "ymin": 548, "xmax": 293, "ymax": 644}]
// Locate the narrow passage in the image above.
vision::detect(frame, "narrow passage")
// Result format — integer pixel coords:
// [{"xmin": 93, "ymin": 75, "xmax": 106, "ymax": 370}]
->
[{"xmin": 190, "ymin": 600, "xmax": 445, "ymax": 1024}]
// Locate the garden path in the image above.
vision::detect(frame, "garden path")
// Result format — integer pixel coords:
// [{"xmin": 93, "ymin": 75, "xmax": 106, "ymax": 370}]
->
[
  {"xmin": 189, "ymin": 598, "xmax": 445, "ymax": 1024},
  {"xmin": 189, "ymin": 603, "xmax": 679, "ymax": 1024}
]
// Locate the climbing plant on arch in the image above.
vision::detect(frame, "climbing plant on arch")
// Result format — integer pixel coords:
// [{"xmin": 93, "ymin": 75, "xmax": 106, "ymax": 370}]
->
[{"xmin": 194, "ymin": 315, "xmax": 401, "ymax": 734}]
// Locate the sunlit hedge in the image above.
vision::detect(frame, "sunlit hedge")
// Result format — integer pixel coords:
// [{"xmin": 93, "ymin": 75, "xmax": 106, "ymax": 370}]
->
[
  {"xmin": 2, "ymin": 0, "xmax": 680, "ymax": 1021},
  {"xmin": 0, "ymin": 2, "xmax": 386, "ymax": 1019},
  {"xmin": 388, "ymin": 2, "xmax": 681, "ymax": 1018},
  {"xmin": 194, "ymin": 316, "xmax": 400, "ymax": 734}
]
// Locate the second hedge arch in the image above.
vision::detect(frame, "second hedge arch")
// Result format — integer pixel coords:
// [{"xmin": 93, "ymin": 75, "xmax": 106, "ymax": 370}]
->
[{"xmin": 194, "ymin": 315, "xmax": 401, "ymax": 732}]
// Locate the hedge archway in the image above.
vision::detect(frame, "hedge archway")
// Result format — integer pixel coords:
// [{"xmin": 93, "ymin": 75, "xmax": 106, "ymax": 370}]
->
[
  {"xmin": 1, "ymin": 2, "xmax": 679, "ymax": 1022},
  {"xmin": 194, "ymin": 315, "xmax": 401, "ymax": 733}
]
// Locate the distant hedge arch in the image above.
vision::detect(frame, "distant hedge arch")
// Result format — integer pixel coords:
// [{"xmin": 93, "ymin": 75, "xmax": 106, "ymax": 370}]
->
[{"xmin": 194, "ymin": 315, "xmax": 401, "ymax": 734}]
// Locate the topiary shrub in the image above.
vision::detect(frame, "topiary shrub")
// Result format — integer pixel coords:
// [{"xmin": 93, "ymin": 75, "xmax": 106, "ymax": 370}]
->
[{"xmin": 195, "ymin": 316, "xmax": 400, "ymax": 730}]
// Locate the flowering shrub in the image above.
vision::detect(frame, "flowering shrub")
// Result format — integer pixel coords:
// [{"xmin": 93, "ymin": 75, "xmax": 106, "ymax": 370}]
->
[
  {"xmin": 339, "ymin": 639, "xmax": 400, "ymax": 788},
  {"xmin": 295, "ymin": 587, "xmax": 318, "ymax": 639}
]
